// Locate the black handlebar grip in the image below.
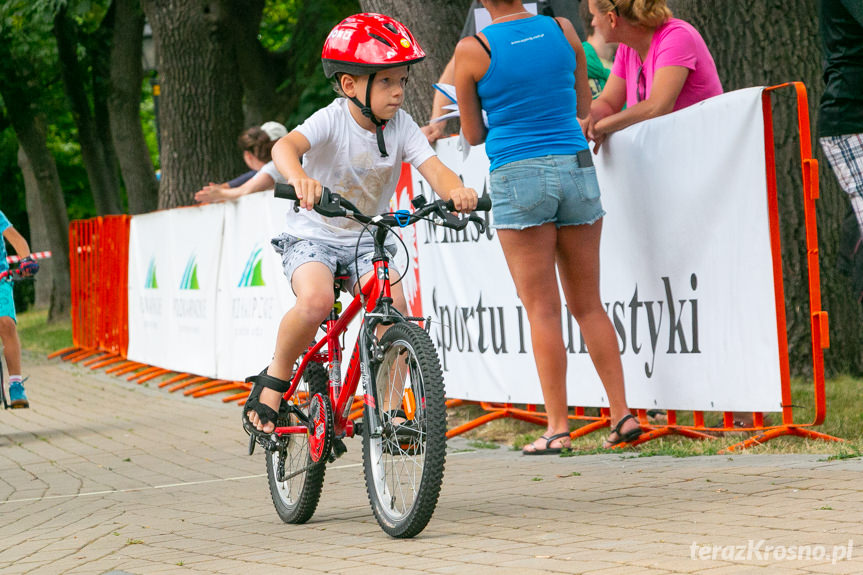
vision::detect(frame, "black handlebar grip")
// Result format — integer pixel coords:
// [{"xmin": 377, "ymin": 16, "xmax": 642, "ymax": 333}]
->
[
  {"xmin": 476, "ymin": 193, "xmax": 492, "ymax": 212},
  {"xmin": 274, "ymin": 183, "xmax": 298, "ymax": 201},
  {"xmin": 445, "ymin": 192, "xmax": 492, "ymax": 212}
]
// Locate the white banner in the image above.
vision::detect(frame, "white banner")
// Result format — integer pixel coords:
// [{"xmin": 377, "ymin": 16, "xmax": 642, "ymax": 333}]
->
[
  {"xmin": 126, "ymin": 88, "xmax": 782, "ymax": 413},
  {"xmin": 411, "ymin": 87, "xmax": 781, "ymax": 412},
  {"xmin": 127, "ymin": 204, "xmax": 225, "ymax": 377},
  {"xmin": 214, "ymin": 192, "xmax": 296, "ymax": 381}
]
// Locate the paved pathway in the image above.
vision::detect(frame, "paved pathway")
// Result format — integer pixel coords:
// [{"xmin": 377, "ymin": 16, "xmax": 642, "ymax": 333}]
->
[{"xmin": 0, "ymin": 353, "xmax": 861, "ymax": 574}]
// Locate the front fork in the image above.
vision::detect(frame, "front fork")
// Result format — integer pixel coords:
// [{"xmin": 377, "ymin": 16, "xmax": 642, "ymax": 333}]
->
[{"xmin": 358, "ymin": 316, "xmax": 385, "ymax": 439}]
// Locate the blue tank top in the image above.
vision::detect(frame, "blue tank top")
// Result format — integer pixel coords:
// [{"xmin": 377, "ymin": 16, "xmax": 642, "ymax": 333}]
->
[{"xmin": 477, "ymin": 15, "xmax": 587, "ymax": 171}]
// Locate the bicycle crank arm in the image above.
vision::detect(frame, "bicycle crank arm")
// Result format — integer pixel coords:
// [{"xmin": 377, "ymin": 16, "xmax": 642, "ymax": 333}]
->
[{"xmin": 278, "ymin": 459, "xmax": 324, "ymax": 482}]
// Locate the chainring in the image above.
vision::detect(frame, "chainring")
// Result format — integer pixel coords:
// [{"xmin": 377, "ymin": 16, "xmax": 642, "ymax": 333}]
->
[{"xmin": 307, "ymin": 392, "xmax": 334, "ymax": 463}]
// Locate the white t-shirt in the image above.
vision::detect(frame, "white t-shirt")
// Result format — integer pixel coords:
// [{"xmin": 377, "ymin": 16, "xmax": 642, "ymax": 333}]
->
[
  {"xmin": 288, "ymin": 98, "xmax": 435, "ymax": 247},
  {"xmin": 260, "ymin": 161, "xmax": 287, "ymax": 186}
]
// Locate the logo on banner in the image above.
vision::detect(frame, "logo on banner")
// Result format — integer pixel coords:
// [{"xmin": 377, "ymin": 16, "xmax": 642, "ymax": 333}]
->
[
  {"xmin": 238, "ymin": 245, "xmax": 266, "ymax": 288},
  {"xmin": 145, "ymin": 257, "xmax": 159, "ymax": 289},
  {"xmin": 232, "ymin": 243, "xmax": 276, "ymax": 328},
  {"xmin": 180, "ymin": 254, "xmax": 200, "ymax": 290}
]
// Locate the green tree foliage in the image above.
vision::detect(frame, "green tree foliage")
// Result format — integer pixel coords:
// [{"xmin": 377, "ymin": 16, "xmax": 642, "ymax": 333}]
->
[
  {"xmin": 0, "ymin": 0, "xmax": 360, "ymax": 218},
  {"xmin": 0, "ymin": 1, "xmax": 105, "ymax": 223}
]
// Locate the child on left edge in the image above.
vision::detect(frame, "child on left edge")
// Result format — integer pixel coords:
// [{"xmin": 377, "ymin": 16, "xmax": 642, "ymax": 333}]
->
[{"xmin": 0, "ymin": 210, "xmax": 40, "ymax": 408}]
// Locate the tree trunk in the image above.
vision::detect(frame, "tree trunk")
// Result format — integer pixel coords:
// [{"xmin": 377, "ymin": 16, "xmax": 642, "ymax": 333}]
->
[
  {"xmin": 669, "ymin": 0, "xmax": 862, "ymax": 375},
  {"xmin": 0, "ymin": 42, "xmax": 72, "ymax": 322},
  {"xmin": 109, "ymin": 0, "xmax": 159, "ymax": 214},
  {"xmin": 141, "ymin": 0, "xmax": 245, "ymax": 209},
  {"xmin": 53, "ymin": 4, "xmax": 122, "ymax": 215},
  {"xmin": 231, "ymin": 0, "xmax": 360, "ymax": 126},
  {"xmin": 89, "ymin": 3, "xmax": 125, "ymax": 208},
  {"xmin": 17, "ymin": 147, "xmax": 53, "ymax": 310},
  {"xmin": 225, "ymin": 0, "xmax": 271, "ymax": 125},
  {"xmin": 358, "ymin": 0, "xmax": 473, "ymax": 123}
]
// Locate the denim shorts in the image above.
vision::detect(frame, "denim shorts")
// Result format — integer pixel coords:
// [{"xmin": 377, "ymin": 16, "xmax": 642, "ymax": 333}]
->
[
  {"xmin": 271, "ymin": 233, "xmax": 399, "ymax": 294},
  {"xmin": 489, "ymin": 154, "xmax": 605, "ymax": 230},
  {"xmin": 0, "ymin": 280, "xmax": 16, "ymax": 322}
]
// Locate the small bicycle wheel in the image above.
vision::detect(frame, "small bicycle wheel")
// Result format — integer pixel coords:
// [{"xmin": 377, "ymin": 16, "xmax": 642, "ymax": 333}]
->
[
  {"xmin": 266, "ymin": 361, "xmax": 328, "ymax": 524},
  {"xmin": 362, "ymin": 322, "xmax": 446, "ymax": 538}
]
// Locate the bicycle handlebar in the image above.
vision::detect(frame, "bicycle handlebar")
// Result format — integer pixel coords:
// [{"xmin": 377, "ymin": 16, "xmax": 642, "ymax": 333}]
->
[
  {"xmin": 274, "ymin": 183, "xmax": 491, "ymax": 233},
  {"xmin": 0, "ymin": 268, "xmax": 32, "ymax": 283}
]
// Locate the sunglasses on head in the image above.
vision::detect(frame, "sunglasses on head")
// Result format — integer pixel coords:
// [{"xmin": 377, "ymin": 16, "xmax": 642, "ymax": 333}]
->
[{"xmin": 636, "ymin": 64, "xmax": 646, "ymax": 102}]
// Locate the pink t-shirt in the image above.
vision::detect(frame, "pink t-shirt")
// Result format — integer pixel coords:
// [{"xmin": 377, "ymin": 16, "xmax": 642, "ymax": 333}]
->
[{"xmin": 611, "ymin": 18, "xmax": 723, "ymax": 111}]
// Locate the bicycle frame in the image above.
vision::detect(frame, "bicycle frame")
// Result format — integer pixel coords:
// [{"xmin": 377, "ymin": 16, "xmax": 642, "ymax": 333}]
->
[{"xmin": 273, "ymin": 228, "xmax": 401, "ymax": 440}]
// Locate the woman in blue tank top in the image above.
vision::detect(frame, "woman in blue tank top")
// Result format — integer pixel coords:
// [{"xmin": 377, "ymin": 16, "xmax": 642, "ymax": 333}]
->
[{"xmin": 454, "ymin": 0, "xmax": 641, "ymax": 453}]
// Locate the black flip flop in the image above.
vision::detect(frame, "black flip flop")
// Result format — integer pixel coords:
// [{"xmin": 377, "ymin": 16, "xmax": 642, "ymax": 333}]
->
[
  {"xmin": 604, "ymin": 414, "xmax": 642, "ymax": 447},
  {"xmin": 522, "ymin": 431, "xmax": 571, "ymax": 455}
]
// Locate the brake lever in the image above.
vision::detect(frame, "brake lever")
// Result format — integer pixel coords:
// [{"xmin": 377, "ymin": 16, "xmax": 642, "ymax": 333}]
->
[
  {"xmin": 433, "ymin": 202, "xmax": 468, "ymax": 230},
  {"xmin": 468, "ymin": 213, "xmax": 487, "ymax": 234},
  {"xmin": 315, "ymin": 188, "xmax": 348, "ymax": 219}
]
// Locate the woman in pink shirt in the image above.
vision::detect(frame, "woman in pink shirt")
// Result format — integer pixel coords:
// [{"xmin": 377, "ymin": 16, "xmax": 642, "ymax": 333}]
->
[{"xmin": 585, "ymin": 0, "xmax": 722, "ymax": 150}]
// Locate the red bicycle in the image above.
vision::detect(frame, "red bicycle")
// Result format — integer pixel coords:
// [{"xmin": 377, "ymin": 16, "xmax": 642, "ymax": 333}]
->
[{"xmin": 249, "ymin": 183, "xmax": 490, "ymax": 538}]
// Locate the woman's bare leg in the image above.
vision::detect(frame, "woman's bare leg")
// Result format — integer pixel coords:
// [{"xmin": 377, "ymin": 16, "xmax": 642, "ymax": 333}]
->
[
  {"xmin": 556, "ymin": 220, "xmax": 639, "ymax": 445},
  {"xmin": 497, "ymin": 224, "xmax": 571, "ymax": 451}
]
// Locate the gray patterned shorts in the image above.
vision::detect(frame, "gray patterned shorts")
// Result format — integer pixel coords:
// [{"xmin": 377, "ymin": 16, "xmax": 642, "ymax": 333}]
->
[{"xmin": 271, "ymin": 233, "xmax": 399, "ymax": 294}]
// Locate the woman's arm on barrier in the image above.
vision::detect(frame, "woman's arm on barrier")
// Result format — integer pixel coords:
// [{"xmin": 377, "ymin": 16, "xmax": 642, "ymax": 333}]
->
[
  {"xmin": 272, "ymin": 131, "xmax": 321, "ymax": 211},
  {"xmin": 556, "ymin": 17, "xmax": 592, "ymax": 120},
  {"xmin": 453, "ymin": 35, "xmax": 488, "ymax": 146},
  {"xmin": 586, "ymin": 74, "xmax": 626, "ymax": 151},
  {"xmin": 591, "ymin": 65, "xmax": 689, "ymax": 144},
  {"xmin": 195, "ymin": 170, "xmax": 275, "ymax": 203}
]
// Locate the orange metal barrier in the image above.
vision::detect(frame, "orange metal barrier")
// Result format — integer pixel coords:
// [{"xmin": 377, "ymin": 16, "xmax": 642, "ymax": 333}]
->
[
  {"xmin": 57, "ymin": 215, "xmax": 132, "ymax": 357},
  {"xmin": 55, "ymin": 213, "xmax": 254, "ymax": 403}
]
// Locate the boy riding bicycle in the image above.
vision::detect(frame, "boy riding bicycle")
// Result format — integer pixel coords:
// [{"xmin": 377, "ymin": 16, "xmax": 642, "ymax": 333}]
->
[
  {"xmin": 0, "ymin": 210, "xmax": 40, "ymax": 408},
  {"xmin": 243, "ymin": 13, "xmax": 479, "ymax": 437}
]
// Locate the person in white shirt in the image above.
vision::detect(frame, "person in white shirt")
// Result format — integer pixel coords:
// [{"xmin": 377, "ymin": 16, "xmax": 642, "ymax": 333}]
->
[
  {"xmin": 195, "ymin": 121, "xmax": 287, "ymax": 201},
  {"xmin": 242, "ymin": 13, "xmax": 478, "ymax": 436}
]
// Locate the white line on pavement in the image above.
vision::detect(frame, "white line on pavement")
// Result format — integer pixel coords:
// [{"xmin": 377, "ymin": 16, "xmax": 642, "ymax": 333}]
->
[{"xmin": 0, "ymin": 450, "xmax": 477, "ymax": 505}]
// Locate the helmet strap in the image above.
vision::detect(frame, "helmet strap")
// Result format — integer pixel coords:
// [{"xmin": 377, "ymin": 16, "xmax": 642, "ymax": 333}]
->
[{"xmin": 347, "ymin": 72, "xmax": 389, "ymax": 158}]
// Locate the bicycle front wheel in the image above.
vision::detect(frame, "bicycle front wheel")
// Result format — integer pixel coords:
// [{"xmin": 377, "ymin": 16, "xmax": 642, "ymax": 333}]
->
[
  {"xmin": 266, "ymin": 361, "xmax": 328, "ymax": 524},
  {"xmin": 362, "ymin": 322, "xmax": 446, "ymax": 538}
]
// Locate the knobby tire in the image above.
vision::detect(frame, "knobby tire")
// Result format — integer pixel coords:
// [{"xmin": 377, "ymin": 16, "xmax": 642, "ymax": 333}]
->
[
  {"xmin": 266, "ymin": 362, "xmax": 328, "ymax": 524},
  {"xmin": 362, "ymin": 322, "xmax": 447, "ymax": 538}
]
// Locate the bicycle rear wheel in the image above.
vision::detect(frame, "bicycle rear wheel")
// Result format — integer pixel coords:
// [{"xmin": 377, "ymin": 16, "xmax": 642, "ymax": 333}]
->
[
  {"xmin": 362, "ymin": 322, "xmax": 446, "ymax": 538},
  {"xmin": 0, "ymin": 363, "xmax": 6, "ymax": 410},
  {"xmin": 266, "ymin": 361, "xmax": 328, "ymax": 524}
]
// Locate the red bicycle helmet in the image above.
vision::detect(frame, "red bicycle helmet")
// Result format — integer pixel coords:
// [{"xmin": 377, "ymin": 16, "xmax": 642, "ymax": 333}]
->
[
  {"xmin": 321, "ymin": 13, "xmax": 426, "ymax": 79},
  {"xmin": 320, "ymin": 14, "xmax": 426, "ymax": 157}
]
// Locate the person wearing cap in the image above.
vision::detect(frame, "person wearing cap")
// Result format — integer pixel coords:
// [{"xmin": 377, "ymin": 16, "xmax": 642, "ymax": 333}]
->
[
  {"xmin": 242, "ymin": 13, "xmax": 478, "ymax": 438},
  {"xmin": 194, "ymin": 121, "xmax": 288, "ymax": 202}
]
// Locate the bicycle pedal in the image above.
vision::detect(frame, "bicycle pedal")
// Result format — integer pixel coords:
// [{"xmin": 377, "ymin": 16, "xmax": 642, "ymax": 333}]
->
[{"xmin": 329, "ymin": 438, "xmax": 347, "ymax": 462}]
